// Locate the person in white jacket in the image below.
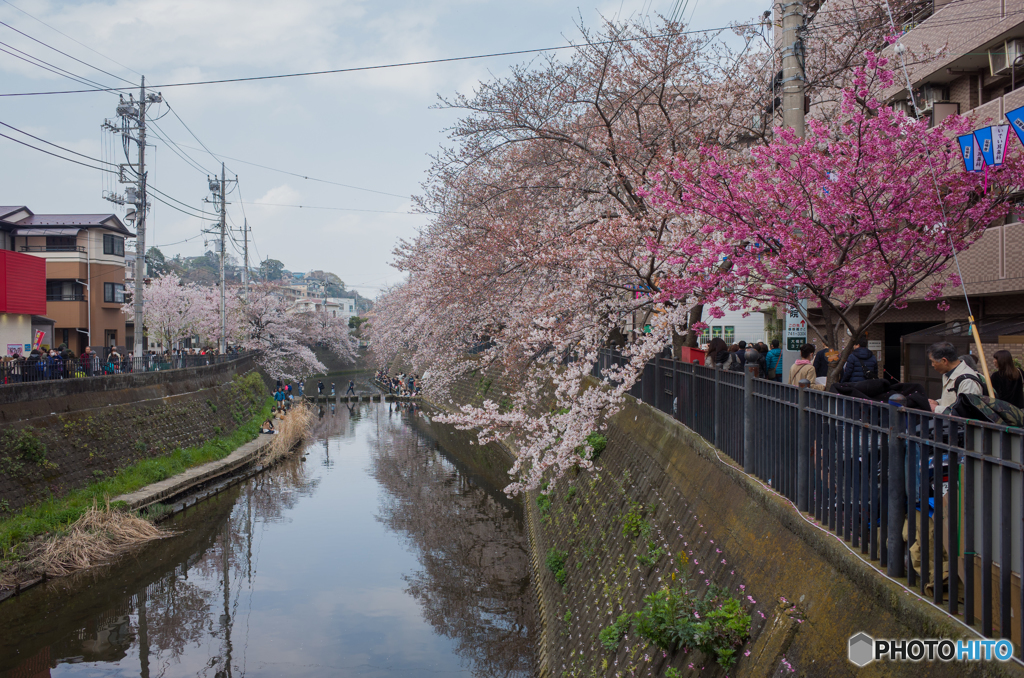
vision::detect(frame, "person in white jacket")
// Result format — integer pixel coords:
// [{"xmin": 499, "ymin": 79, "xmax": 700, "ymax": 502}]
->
[{"xmin": 926, "ymin": 342, "xmax": 983, "ymax": 414}]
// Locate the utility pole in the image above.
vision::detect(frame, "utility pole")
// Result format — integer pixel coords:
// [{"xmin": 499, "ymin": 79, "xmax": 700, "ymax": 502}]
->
[
  {"xmin": 205, "ymin": 165, "xmax": 235, "ymax": 353},
  {"xmin": 779, "ymin": 1, "xmax": 807, "ymax": 380},
  {"xmin": 780, "ymin": 1, "xmax": 806, "ymax": 139},
  {"xmin": 242, "ymin": 218, "xmax": 249, "ymax": 302},
  {"xmin": 104, "ymin": 77, "xmax": 160, "ymax": 359},
  {"xmin": 134, "ymin": 77, "xmax": 148, "ymax": 360},
  {"xmin": 219, "ymin": 162, "xmax": 227, "ymax": 354}
]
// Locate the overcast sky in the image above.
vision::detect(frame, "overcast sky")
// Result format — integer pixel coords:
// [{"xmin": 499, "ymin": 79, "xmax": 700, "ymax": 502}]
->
[{"xmin": 0, "ymin": 0, "xmax": 768, "ymax": 297}]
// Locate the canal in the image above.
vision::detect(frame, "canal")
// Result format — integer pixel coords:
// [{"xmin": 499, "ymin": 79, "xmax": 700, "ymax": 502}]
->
[{"xmin": 0, "ymin": 402, "xmax": 536, "ymax": 678}]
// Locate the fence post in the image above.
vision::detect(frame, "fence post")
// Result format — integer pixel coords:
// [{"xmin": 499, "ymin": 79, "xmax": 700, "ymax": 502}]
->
[
  {"xmin": 743, "ymin": 356, "xmax": 757, "ymax": 474},
  {"xmin": 797, "ymin": 379, "xmax": 810, "ymax": 512},
  {"xmin": 713, "ymin": 364, "xmax": 721, "ymax": 449},
  {"xmin": 887, "ymin": 394, "xmax": 907, "ymax": 578}
]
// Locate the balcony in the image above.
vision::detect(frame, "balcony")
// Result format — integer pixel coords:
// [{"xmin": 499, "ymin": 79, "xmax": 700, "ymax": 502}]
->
[
  {"xmin": 46, "ymin": 293, "xmax": 85, "ymax": 302},
  {"xmin": 20, "ymin": 245, "xmax": 86, "ymax": 253}
]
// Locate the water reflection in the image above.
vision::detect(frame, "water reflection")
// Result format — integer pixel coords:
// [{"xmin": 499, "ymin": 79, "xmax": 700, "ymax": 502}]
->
[
  {"xmin": 0, "ymin": 403, "xmax": 535, "ymax": 678},
  {"xmin": 371, "ymin": 406, "xmax": 533, "ymax": 677}
]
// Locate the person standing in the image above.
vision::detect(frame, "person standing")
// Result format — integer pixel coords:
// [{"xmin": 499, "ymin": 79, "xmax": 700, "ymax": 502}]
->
[
  {"xmin": 789, "ymin": 344, "xmax": 825, "ymax": 390},
  {"xmin": 298, "ymin": 381, "xmax": 305, "ymax": 397},
  {"xmin": 840, "ymin": 335, "xmax": 878, "ymax": 383},
  {"xmin": 765, "ymin": 339, "xmax": 783, "ymax": 382},
  {"xmin": 331, "ymin": 382, "xmax": 336, "ymax": 396},
  {"xmin": 991, "ymin": 349, "xmax": 1024, "ymax": 408},
  {"xmin": 346, "ymin": 380, "xmax": 355, "ymax": 395},
  {"xmin": 812, "ymin": 344, "xmax": 831, "ymax": 386},
  {"xmin": 926, "ymin": 342, "xmax": 983, "ymax": 414},
  {"xmin": 318, "ymin": 380, "xmax": 324, "ymax": 396}
]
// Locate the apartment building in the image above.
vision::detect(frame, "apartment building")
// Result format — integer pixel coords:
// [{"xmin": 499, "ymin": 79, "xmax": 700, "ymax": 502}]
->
[
  {"xmin": 0, "ymin": 207, "xmax": 134, "ymax": 356},
  {"xmin": 797, "ymin": 0, "xmax": 1024, "ymax": 380}
]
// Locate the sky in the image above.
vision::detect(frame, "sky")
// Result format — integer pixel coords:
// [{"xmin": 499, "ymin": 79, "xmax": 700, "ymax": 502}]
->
[{"xmin": 0, "ymin": 0, "xmax": 769, "ymax": 298}]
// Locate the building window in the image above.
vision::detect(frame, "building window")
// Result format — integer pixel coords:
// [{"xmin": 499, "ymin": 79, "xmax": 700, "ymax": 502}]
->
[
  {"xmin": 104, "ymin": 282, "xmax": 125, "ymax": 303},
  {"xmin": 46, "ymin": 236, "xmax": 77, "ymax": 251},
  {"xmin": 103, "ymin": 234, "xmax": 125, "ymax": 256},
  {"xmin": 724, "ymin": 326, "xmax": 735, "ymax": 343},
  {"xmin": 711, "ymin": 326, "xmax": 722, "ymax": 339},
  {"xmin": 46, "ymin": 280, "xmax": 84, "ymax": 301}
]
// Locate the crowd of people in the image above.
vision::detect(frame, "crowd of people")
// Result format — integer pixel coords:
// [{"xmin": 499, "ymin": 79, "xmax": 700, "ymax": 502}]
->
[
  {"xmin": 0, "ymin": 343, "xmax": 244, "ymax": 384},
  {"xmin": 700, "ymin": 334, "xmax": 1024, "ymax": 413},
  {"xmin": 374, "ymin": 370, "xmax": 421, "ymax": 396}
]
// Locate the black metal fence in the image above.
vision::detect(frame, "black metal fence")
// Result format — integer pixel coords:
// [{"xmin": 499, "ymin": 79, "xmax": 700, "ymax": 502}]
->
[
  {"xmin": 594, "ymin": 348, "xmax": 1024, "ymax": 651},
  {"xmin": 0, "ymin": 352, "xmax": 252, "ymax": 385}
]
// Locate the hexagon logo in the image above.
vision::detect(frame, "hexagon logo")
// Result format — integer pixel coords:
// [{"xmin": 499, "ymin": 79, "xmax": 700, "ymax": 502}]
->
[{"xmin": 849, "ymin": 632, "xmax": 875, "ymax": 667}]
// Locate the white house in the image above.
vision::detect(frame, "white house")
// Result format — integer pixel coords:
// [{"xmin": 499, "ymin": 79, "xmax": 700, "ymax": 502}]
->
[{"xmin": 697, "ymin": 304, "xmax": 772, "ymax": 346}]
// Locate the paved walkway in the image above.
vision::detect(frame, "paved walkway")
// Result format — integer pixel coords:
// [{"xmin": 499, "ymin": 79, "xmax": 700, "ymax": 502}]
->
[{"xmin": 114, "ymin": 435, "xmax": 274, "ymax": 511}]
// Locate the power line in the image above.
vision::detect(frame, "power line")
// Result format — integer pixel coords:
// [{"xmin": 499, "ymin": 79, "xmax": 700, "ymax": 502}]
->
[
  {"xmin": 148, "ymin": 119, "xmax": 215, "ymax": 175},
  {"xmin": 164, "ymin": 102, "xmax": 223, "ymax": 166},
  {"xmin": 250, "ymin": 202, "xmax": 416, "ymax": 214},
  {"xmin": 0, "ymin": 119, "xmax": 116, "ymax": 166},
  {"xmin": 0, "ymin": 0, "xmax": 142, "ymax": 77},
  {"xmin": 0, "ymin": 129, "xmax": 114, "ymax": 173},
  {"xmin": 0, "ymin": 40, "xmax": 116, "ymax": 93},
  {"xmin": 0, "ymin": 19, "xmax": 134, "ymax": 85},
  {"xmin": 175, "ymin": 144, "xmax": 411, "ymax": 199},
  {"xmin": 0, "ymin": 21, "xmax": 769, "ymax": 97}
]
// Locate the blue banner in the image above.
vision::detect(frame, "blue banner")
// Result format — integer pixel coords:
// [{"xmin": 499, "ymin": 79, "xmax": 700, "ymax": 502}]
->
[
  {"xmin": 958, "ymin": 133, "xmax": 983, "ymax": 172},
  {"xmin": 1007, "ymin": 104, "xmax": 1024, "ymax": 148}
]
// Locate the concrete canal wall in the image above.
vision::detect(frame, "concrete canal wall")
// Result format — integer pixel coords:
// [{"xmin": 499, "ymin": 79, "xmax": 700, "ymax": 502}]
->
[
  {"xmin": 0, "ymin": 364, "xmax": 267, "ymax": 514},
  {"xmin": 432, "ymin": 368, "xmax": 1019, "ymax": 677}
]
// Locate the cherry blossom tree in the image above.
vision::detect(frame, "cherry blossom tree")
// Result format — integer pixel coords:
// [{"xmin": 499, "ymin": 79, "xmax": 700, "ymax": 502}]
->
[
  {"xmin": 370, "ymin": 14, "xmax": 956, "ymax": 494},
  {"xmin": 297, "ymin": 305, "xmax": 358, "ymax": 365},
  {"xmin": 238, "ymin": 284, "xmax": 326, "ymax": 380},
  {"xmin": 122, "ymin": 273, "xmax": 200, "ymax": 351},
  {"xmin": 647, "ymin": 53, "xmax": 1024, "ymax": 383}
]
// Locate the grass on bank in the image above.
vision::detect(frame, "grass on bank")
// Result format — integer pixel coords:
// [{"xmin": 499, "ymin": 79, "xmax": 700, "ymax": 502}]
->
[{"xmin": 0, "ymin": 399, "xmax": 273, "ymax": 559}]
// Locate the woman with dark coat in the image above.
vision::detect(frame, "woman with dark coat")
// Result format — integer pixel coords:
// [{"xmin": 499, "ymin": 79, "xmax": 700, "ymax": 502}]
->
[
  {"xmin": 704, "ymin": 337, "xmax": 729, "ymax": 368},
  {"xmin": 991, "ymin": 350, "xmax": 1024, "ymax": 409}
]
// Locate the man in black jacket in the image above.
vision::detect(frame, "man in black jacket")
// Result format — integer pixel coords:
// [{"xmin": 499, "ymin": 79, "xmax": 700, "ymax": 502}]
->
[{"xmin": 841, "ymin": 336, "xmax": 878, "ymax": 383}]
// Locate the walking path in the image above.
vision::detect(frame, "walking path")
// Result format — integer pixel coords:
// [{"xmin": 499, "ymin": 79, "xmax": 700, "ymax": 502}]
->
[{"xmin": 114, "ymin": 436, "xmax": 274, "ymax": 511}]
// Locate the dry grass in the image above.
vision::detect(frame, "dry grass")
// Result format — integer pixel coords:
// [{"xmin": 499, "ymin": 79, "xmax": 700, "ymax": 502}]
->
[
  {"xmin": 261, "ymin": 402, "xmax": 313, "ymax": 465},
  {"xmin": 0, "ymin": 500, "xmax": 171, "ymax": 587}
]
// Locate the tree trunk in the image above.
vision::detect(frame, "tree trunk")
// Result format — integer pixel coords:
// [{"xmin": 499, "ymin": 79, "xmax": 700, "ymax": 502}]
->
[{"xmin": 682, "ymin": 304, "xmax": 704, "ymax": 348}]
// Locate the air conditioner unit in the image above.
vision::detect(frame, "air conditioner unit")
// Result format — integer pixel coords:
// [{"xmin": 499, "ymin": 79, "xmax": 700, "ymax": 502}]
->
[
  {"xmin": 892, "ymin": 99, "xmax": 916, "ymax": 118},
  {"xmin": 989, "ymin": 39, "xmax": 1024, "ymax": 76},
  {"xmin": 917, "ymin": 85, "xmax": 946, "ymax": 114}
]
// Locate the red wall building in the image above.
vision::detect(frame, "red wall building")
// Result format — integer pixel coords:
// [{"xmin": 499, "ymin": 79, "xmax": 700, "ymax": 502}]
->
[{"xmin": 0, "ymin": 248, "xmax": 46, "ymax": 314}]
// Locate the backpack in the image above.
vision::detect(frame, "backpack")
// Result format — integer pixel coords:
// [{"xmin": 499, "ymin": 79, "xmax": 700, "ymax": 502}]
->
[
  {"xmin": 725, "ymin": 353, "xmax": 743, "ymax": 372},
  {"xmin": 952, "ymin": 393, "xmax": 1024, "ymax": 427},
  {"xmin": 845, "ymin": 353, "xmax": 878, "ymax": 381},
  {"xmin": 950, "ymin": 374, "xmax": 983, "ymax": 395}
]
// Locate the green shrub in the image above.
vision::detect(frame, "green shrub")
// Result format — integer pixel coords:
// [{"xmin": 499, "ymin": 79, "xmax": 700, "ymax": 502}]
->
[
  {"xmin": 637, "ymin": 539, "xmax": 666, "ymax": 568},
  {"xmin": 546, "ymin": 547, "xmax": 568, "ymax": 588},
  {"xmin": 632, "ymin": 580, "xmax": 751, "ymax": 669},
  {"xmin": 598, "ymin": 613, "xmax": 632, "ymax": 651},
  {"xmin": 536, "ymin": 493, "xmax": 551, "ymax": 516},
  {"xmin": 622, "ymin": 502, "xmax": 650, "ymax": 540}
]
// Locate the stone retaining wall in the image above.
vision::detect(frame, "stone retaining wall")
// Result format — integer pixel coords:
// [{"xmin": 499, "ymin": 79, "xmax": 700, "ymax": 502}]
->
[
  {"xmin": 0, "ymin": 371, "xmax": 267, "ymax": 514},
  {"xmin": 525, "ymin": 399, "xmax": 1017, "ymax": 677},
  {"xmin": 431, "ymin": 358, "xmax": 1020, "ymax": 677}
]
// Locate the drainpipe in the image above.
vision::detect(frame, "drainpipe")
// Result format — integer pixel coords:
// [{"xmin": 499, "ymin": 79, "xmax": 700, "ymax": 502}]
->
[{"xmin": 86, "ymin": 228, "xmax": 91, "ymax": 346}]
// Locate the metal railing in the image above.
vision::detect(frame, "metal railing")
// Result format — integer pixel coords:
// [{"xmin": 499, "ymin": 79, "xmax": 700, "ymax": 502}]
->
[
  {"xmin": 46, "ymin": 293, "xmax": 86, "ymax": 302},
  {"xmin": 0, "ymin": 351, "xmax": 253, "ymax": 385},
  {"xmin": 595, "ymin": 348, "xmax": 1024, "ymax": 652},
  {"xmin": 19, "ymin": 245, "xmax": 86, "ymax": 253}
]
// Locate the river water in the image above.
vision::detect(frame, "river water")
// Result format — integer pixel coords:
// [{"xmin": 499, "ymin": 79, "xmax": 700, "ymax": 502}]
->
[{"xmin": 0, "ymin": 403, "xmax": 536, "ymax": 678}]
